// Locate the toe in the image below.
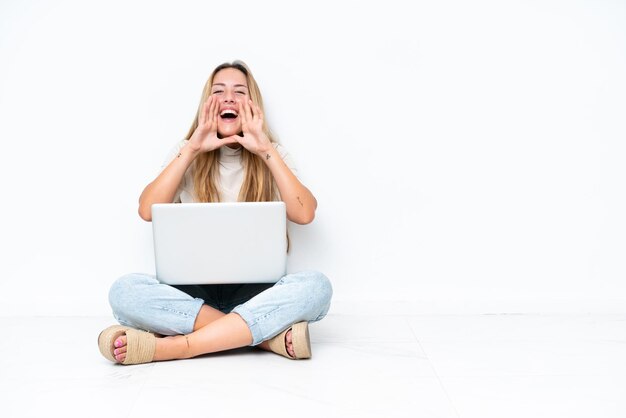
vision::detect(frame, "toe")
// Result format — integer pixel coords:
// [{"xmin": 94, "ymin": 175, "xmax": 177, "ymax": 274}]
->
[
  {"xmin": 285, "ymin": 330, "xmax": 295, "ymax": 358},
  {"xmin": 114, "ymin": 345, "xmax": 127, "ymax": 356},
  {"xmin": 114, "ymin": 345, "xmax": 127, "ymax": 363},
  {"xmin": 114, "ymin": 335, "xmax": 127, "ymax": 349},
  {"xmin": 113, "ymin": 335, "xmax": 128, "ymax": 363}
]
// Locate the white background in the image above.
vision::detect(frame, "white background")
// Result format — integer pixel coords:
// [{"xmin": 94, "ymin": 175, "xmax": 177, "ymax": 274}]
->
[{"xmin": 0, "ymin": 0, "xmax": 624, "ymax": 316}]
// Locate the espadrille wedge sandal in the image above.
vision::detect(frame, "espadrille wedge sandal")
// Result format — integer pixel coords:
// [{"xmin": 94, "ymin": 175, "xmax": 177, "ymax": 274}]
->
[
  {"xmin": 267, "ymin": 322, "xmax": 311, "ymax": 360},
  {"xmin": 98, "ymin": 325, "xmax": 157, "ymax": 365}
]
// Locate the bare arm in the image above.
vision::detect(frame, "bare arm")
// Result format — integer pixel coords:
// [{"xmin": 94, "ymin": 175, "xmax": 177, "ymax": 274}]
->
[
  {"xmin": 263, "ymin": 147, "xmax": 317, "ymax": 224},
  {"xmin": 236, "ymin": 99, "xmax": 317, "ymax": 224},
  {"xmin": 138, "ymin": 143, "xmax": 200, "ymax": 221},
  {"xmin": 138, "ymin": 95, "xmax": 239, "ymax": 221}
]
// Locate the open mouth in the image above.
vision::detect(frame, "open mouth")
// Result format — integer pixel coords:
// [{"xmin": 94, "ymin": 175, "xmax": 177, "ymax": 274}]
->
[{"xmin": 220, "ymin": 109, "xmax": 238, "ymax": 121}]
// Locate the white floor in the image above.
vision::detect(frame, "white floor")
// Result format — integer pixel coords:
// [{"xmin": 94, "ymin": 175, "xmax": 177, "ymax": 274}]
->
[{"xmin": 1, "ymin": 312, "xmax": 625, "ymax": 418}]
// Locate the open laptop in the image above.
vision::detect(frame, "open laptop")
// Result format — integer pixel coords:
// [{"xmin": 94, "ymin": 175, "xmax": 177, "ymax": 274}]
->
[{"xmin": 151, "ymin": 202, "xmax": 287, "ymax": 284}]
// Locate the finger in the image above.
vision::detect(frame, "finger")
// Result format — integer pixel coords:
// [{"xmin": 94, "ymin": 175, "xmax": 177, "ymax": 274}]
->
[
  {"xmin": 251, "ymin": 100, "xmax": 263, "ymax": 122},
  {"xmin": 203, "ymin": 96, "xmax": 211, "ymax": 126},
  {"xmin": 199, "ymin": 98, "xmax": 208, "ymax": 126},
  {"xmin": 244, "ymin": 99, "xmax": 253, "ymax": 122},
  {"xmin": 206, "ymin": 95, "xmax": 215, "ymax": 123},
  {"xmin": 219, "ymin": 135, "xmax": 241, "ymax": 147},
  {"xmin": 237, "ymin": 100, "xmax": 247, "ymax": 125},
  {"xmin": 212, "ymin": 95, "xmax": 220, "ymax": 122}
]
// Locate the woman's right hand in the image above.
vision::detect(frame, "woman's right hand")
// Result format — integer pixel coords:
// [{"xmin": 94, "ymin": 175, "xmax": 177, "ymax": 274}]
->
[{"xmin": 188, "ymin": 95, "xmax": 239, "ymax": 153}]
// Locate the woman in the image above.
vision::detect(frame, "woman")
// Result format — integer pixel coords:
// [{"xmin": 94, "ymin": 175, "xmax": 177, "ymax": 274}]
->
[{"xmin": 98, "ymin": 61, "xmax": 332, "ymax": 365}]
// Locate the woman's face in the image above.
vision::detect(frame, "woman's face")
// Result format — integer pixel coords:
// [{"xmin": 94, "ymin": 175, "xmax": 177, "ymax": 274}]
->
[{"xmin": 210, "ymin": 68, "xmax": 249, "ymax": 138}]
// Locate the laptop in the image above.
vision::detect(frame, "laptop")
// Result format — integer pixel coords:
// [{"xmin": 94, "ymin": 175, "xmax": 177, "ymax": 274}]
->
[{"xmin": 151, "ymin": 202, "xmax": 287, "ymax": 284}]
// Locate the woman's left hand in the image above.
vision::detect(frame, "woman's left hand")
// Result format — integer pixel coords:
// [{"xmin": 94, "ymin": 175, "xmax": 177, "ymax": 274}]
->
[{"xmin": 237, "ymin": 99, "xmax": 272, "ymax": 157}]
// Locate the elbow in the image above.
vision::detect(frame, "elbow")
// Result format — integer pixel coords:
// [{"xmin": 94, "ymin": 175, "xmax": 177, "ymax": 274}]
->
[
  {"xmin": 291, "ymin": 209, "xmax": 315, "ymax": 225},
  {"xmin": 138, "ymin": 205, "xmax": 152, "ymax": 222},
  {"xmin": 302, "ymin": 210, "xmax": 315, "ymax": 225},
  {"xmin": 290, "ymin": 195, "xmax": 317, "ymax": 225}
]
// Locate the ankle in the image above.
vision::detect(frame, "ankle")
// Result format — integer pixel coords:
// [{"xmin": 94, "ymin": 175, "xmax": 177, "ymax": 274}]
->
[
  {"xmin": 182, "ymin": 335, "xmax": 192, "ymax": 358},
  {"xmin": 153, "ymin": 335, "xmax": 191, "ymax": 361}
]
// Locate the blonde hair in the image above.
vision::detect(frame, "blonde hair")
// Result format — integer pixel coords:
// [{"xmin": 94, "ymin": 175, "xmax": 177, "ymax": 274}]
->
[{"xmin": 186, "ymin": 61, "xmax": 278, "ymax": 203}]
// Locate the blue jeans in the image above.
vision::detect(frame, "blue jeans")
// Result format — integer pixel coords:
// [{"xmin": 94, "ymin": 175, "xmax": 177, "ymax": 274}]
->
[{"xmin": 108, "ymin": 270, "xmax": 332, "ymax": 345}]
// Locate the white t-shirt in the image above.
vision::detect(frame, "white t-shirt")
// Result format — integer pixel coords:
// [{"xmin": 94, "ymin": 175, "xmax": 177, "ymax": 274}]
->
[{"xmin": 161, "ymin": 139, "xmax": 298, "ymax": 203}]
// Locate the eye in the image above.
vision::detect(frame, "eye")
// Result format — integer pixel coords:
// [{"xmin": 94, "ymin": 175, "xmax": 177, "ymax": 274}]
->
[
  {"xmin": 212, "ymin": 90, "xmax": 223, "ymax": 94},
  {"xmin": 236, "ymin": 90, "xmax": 247, "ymax": 95}
]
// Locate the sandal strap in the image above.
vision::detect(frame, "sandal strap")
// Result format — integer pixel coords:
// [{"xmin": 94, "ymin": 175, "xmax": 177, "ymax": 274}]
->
[
  {"xmin": 123, "ymin": 328, "xmax": 157, "ymax": 365},
  {"xmin": 98, "ymin": 325, "xmax": 127, "ymax": 363},
  {"xmin": 267, "ymin": 322, "xmax": 312, "ymax": 360},
  {"xmin": 98, "ymin": 325, "xmax": 156, "ymax": 365},
  {"xmin": 268, "ymin": 328, "xmax": 291, "ymax": 358},
  {"xmin": 290, "ymin": 322, "xmax": 312, "ymax": 359}
]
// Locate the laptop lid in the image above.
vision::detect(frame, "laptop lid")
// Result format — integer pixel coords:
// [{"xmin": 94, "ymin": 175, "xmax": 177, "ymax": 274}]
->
[{"xmin": 152, "ymin": 202, "xmax": 287, "ymax": 284}]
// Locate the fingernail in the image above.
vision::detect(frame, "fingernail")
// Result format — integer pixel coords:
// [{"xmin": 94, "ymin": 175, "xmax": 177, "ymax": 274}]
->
[
  {"xmin": 114, "ymin": 340, "xmax": 120, "ymax": 348},
  {"xmin": 114, "ymin": 349, "xmax": 118, "ymax": 355}
]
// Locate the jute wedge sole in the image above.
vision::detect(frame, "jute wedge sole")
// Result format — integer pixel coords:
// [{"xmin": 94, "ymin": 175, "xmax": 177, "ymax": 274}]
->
[
  {"xmin": 98, "ymin": 325, "xmax": 157, "ymax": 365},
  {"xmin": 268, "ymin": 322, "xmax": 311, "ymax": 360}
]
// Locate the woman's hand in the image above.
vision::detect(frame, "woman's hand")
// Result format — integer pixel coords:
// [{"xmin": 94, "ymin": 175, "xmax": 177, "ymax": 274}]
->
[
  {"xmin": 237, "ymin": 99, "xmax": 273, "ymax": 157},
  {"xmin": 188, "ymin": 95, "xmax": 239, "ymax": 152}
]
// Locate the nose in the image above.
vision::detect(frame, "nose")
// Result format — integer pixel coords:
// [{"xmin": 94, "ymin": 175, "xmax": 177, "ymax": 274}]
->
[{"xmin": 222, "ymin": 90, "xmax": 236, "ymax": 104}]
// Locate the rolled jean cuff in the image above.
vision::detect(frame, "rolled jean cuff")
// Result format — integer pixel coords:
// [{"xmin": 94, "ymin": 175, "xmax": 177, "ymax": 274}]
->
[
  {"xmin": 231, "ymin": 304, "xmax": 264, "ymax": 346},
  {"xmin": 179, "ymin": 297, "xmax": 206, "ymax": 335}
]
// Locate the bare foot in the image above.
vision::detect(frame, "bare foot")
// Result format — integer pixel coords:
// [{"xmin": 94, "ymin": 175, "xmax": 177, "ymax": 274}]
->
[
  {"xmin": 257, "ymin": 328, "xmax": 296, "ymax": 358},
  {"xmin": 112, "ymin": 334, "xmax": 190, "ymax": 363},
  {"xmin": 285, "ymin": 329, "xmax": 295, "ymax": 358}
]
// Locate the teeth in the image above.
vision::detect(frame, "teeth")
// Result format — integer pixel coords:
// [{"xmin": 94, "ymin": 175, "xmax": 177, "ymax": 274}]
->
[{"xmin": 220, "ymin": 109, "xmax": 238, "ymax": 116}]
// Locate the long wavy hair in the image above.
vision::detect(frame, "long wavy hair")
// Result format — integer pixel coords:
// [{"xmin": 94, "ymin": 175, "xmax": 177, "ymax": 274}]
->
[{"xmin": 186, "ymin": 61, "xmax": 278, "ymax": 203}]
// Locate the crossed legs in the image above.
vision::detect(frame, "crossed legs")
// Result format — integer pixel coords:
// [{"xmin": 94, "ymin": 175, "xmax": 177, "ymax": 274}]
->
[
  {"xmin": 106, "ymin": 271, "xmax": 332, "ymax": 363},
  {"xmin": 111, "ymin": 304, "xmax": 297, "ymax": 362}
]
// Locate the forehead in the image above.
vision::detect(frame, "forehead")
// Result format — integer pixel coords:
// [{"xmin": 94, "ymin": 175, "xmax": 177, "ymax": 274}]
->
[{"xmin": 212, "ymin": 68, "xmax": 248, "ymax": 86}]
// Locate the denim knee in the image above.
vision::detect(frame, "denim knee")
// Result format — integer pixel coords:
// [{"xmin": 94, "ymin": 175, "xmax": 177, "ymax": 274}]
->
[
  {"xmin": 294, "ymin": 270, "xmax": 333, "ymax": 321},
  {"xmin": 108, "ymin": 273, "xmax": 155, "ymax": 320},
  {"xmin": 108, "ymin": 272, "xmax": 203, "ymax": 335},
  {"xmin": 232, "ymin": 270, "xmax": 333, "ymax": 345}
]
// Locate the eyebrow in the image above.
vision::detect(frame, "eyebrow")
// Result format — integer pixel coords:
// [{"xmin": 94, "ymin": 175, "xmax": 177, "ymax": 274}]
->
[{"xmin": 211, "ymin": 83, "xmax": 249, "ymax": 90}]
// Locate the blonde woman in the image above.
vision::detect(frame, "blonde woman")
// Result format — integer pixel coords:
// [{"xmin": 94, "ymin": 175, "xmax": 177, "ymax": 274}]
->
[{"xmin": 97, "ymin": 61, "xmax": 332, "ymax": 364}]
